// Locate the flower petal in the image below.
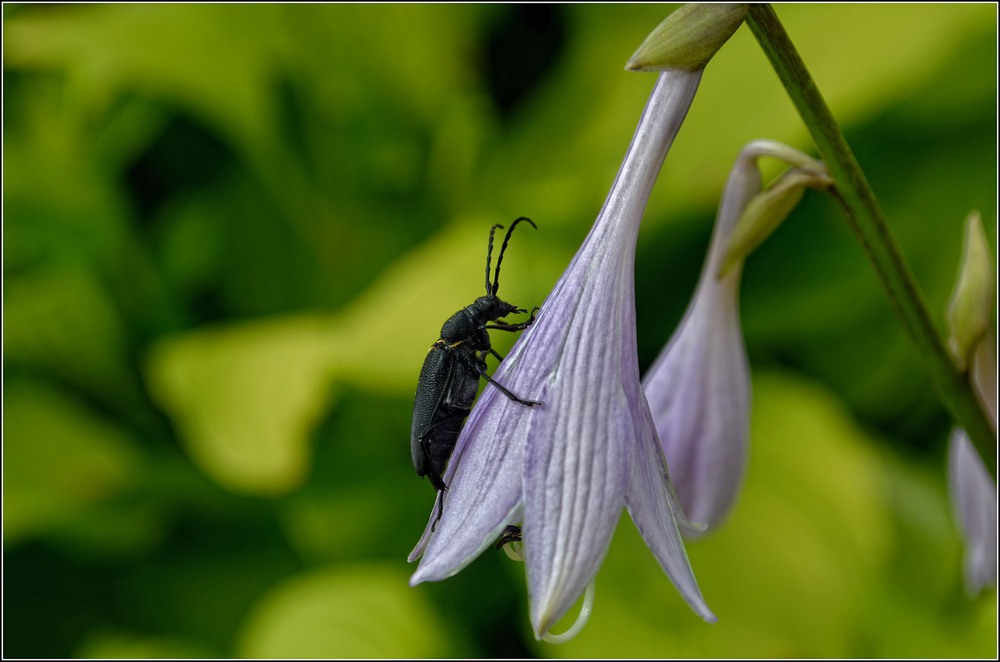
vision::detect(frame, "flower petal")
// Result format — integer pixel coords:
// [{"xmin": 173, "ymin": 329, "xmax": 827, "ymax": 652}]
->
[
  {"xmin": 643, "ymin": 276, "xmax": 750, "ymax": 530},
  {"xmin": 625, "ymin": 401, "xmax": 716, "ymax": 622},
  {"xmin": 521, "ymin": 273, "xmax": 634, "ymax": 637}
]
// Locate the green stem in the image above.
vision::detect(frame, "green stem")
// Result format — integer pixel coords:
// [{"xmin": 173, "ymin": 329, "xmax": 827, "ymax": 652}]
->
[{"xmin": 745, "ymin": 4, "xmax": 996, "ymax": 476}]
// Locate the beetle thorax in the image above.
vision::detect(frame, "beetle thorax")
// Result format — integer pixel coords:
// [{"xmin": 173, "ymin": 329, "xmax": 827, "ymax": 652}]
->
[{"xmin": 438, "ymin": 295, "xmax": 518, "ymax": 343}]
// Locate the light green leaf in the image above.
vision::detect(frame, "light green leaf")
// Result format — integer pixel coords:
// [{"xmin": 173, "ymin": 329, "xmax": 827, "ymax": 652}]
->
[
  {"xmin": 4, "ymin": 4, "xmax": 282, "ymax": 155},
  {"xmin": 237, "ymin": 563, "xmax": 453, "ymax": 658},
  {"xmin": 145, "ymin": 315, "xmax": 334, "ymax": 495},
  {"xmin": 76, "ymin": 631, "xmax": 213, "ymax": 659}
]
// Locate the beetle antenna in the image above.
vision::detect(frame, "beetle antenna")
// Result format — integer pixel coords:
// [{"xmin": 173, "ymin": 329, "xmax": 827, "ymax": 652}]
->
[
  {"xmin": 492, "ymin": 216, "xmax": 537, "ymax": 295},
  {"xmin": 485, "ymin": 224, "xmax": 504, "ymax": 296}
]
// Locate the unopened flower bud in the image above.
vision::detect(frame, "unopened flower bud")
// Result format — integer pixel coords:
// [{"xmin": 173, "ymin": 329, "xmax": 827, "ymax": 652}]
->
[
  {"xmin": 946, "ymin": 211, "xmax": 994, "ymax": 372},
  {"xmin": 643, "ymin": 140, "xmax": 824, "ymax": 536},
  {"xmin": 626, "ymin": 3, "xmax": 748, "ymax": 72}
]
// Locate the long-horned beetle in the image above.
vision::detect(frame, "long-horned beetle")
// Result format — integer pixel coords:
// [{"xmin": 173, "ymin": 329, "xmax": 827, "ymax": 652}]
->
[{"xmin": 410, "ymin": 218, "xmax": 541, "ymax": 525}]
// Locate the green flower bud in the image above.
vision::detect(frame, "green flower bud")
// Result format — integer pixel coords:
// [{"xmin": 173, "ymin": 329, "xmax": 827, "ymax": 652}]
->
[
  {"xmin": 717, "ymin": 166, "xmax": 832, "ymax": 279},
  {"xmin": 947, "ymin": 211, "xmax": 995, "ymax": 372},
  {"xmin": 626, "ymin": 3, "xmax": 748, "ymax": 72}
]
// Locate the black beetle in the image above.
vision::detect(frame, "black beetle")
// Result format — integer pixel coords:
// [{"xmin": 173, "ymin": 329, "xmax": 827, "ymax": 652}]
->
[{"xmin": 411, "ymin": 218, "xmax": 541, "ymax": 521}]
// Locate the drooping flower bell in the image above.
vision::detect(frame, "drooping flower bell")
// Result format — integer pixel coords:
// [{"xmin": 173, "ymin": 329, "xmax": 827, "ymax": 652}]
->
[
  {"xmin": 642, "ymin": 140, "xmax": 829, "ymax": 534},
  {"xmin": 408, "ymin": 4, "xmax": 749, "ymax": 640},
  {"xmin": 409, "ymin": 67, "xmax": 713, "ymax": 640},
  {"xmin": 945, "ymin": 211, "xmax": 997, "ymax": 595}
]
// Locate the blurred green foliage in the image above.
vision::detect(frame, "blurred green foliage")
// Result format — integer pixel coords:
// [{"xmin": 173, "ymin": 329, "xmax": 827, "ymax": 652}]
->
[{"xmin": 3, "ymin": 4, "xmax": 996, "ymax": 658}]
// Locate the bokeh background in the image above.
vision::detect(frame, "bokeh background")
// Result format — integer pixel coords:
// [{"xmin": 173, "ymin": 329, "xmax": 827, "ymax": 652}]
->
[{"xmin": 3, "ymin": 3, "xmax": 997, "ymax": 658}]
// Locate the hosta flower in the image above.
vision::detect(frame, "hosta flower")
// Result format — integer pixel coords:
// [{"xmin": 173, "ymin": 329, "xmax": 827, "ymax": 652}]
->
[
  {"xmin": 946, "ymin": 211, "xmax": 997, "ymax": 595},
  {"xmin": 408, "ymin": 69, "xmax": 715, "ymax": 639},
  {"xmin": 642, "ymin": 140, "xmax": 828, "ymax": 533}
]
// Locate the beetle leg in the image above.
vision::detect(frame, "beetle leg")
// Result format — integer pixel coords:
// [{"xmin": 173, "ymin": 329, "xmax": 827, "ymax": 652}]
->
[
  {"xmin": 431, "ymin": 490, "xmax": 446, "ymax": 532},
  {"xmin": 486, "ymin": 320, "xmax": 533, "ymax": 332},
  {"xmin": 487, "ymin": 307, "xmax": 539, "ymax": 332},
  {"xmin": 479, "ymin": 369, "xmax": 541, "ymax": 407},
  {"xmin": 454, "ymin": 351, "xmax": 540, "ymax": 407}
]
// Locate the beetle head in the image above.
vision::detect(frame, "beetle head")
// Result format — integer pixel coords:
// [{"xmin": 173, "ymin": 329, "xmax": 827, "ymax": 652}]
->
[{"xmin": 470, "ymin": 295, "xmax": 523, "ymax": 322}]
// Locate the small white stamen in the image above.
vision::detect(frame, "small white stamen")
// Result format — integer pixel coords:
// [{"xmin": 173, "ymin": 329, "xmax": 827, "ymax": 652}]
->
[{"xmin": 541, "ymin": 580, "xmax": 595, "ymax": 645}]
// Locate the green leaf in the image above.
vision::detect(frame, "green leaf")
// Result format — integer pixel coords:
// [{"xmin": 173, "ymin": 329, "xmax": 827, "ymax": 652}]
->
[
  {"xmin": 76, "ymin": 631, "xmax": 213, "ymax": 659},
  {"xmin": 4, "ymin": 266, "xmax": 132, "ymax": 402},
  {"xmin": 237, "ymin": 563, "xmax": 454, "ymax": 658},
  {"xmin": 3, "ymin": 381, "xmax": 143, "ymax": 542},
  {"xmin": 3, "ymin": 4, "xmax": 282, "ymax": 154},
  {"xmin": 145, "ymin": 315, "xmax": 334, "ymax": 495}
]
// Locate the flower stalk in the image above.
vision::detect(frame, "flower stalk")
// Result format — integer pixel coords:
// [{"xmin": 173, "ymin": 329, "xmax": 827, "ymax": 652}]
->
[{"xmin": 745, "ymin": 3, "xmax": 996, "ymax": 476}]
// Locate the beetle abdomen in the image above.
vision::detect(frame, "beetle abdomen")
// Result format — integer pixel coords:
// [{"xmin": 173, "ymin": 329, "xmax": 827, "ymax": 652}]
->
[
  {"xmin": 411, "ymin": 345, "xmax": 455, "ymax": 472},
  {"xmin": 411, "ymin": 344, "xmax": 485, "ymax": 491}
]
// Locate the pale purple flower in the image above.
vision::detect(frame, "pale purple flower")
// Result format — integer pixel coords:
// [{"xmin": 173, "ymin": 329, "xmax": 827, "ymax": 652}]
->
[
  {"xmin": 641, "ymin": 150, "xmax": 754, "ymax": 534},
  {"xmin": 408, "ymin": 70, "xmax": 715, "ymax": 639},
  {"xmin": 642, "ymin": 140, "xmax": 825, "ymax": 534}
]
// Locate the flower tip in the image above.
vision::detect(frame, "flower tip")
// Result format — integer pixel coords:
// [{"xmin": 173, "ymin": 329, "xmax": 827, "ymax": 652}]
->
[
  {"xmin": 530, "ymin": 586, "xmax": 594, "ymax": 644},
  {"xmin": 679, "ymin": 517, "xmax": 710, "ymax": 538},
  {"xmin": 531, "ymin": 607, "xmax": 558, "ymax": 642},
  {"xmin": 407, "ymin": 524, "xmax": 433, "ymax": 563},
  {"xmin": 626, "ymin": 3, "xmax": 748, "ymax": 72},
  {"xmin": 408, "ymin": 563, "xmax": 443, "ymax": 587}
]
